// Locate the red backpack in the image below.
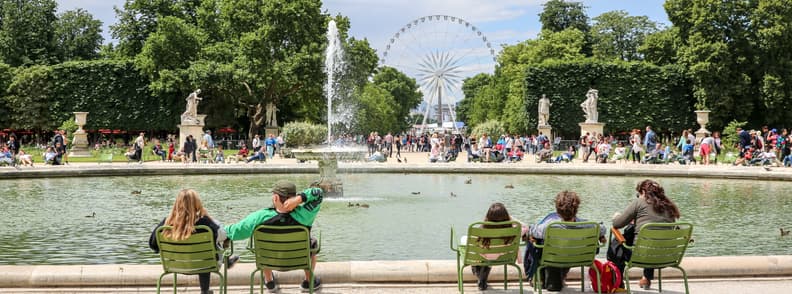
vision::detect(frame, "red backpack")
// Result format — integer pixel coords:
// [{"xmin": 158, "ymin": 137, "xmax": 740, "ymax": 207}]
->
[{"xmin": 589, "ymin": 259, "xmax": 622, "ymax": 293}]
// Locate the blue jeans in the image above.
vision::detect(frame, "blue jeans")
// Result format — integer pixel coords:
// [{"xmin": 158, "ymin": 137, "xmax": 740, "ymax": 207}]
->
[
  {"xmin": 784, "ymin": 155, "xmax": 792, "ymax": 167},
  {"xmin": 266, "ymin": 145, "xmax": 274, "ymax": 159},
  {"xmin": 247, "ymin": 152, "xmax": 265, "ymax": 162}
]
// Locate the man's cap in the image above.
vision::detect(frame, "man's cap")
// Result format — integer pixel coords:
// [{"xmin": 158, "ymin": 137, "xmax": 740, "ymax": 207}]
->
[{"xmin": 272, "ymin": 180, "xmax": 296, "ymax": 197}]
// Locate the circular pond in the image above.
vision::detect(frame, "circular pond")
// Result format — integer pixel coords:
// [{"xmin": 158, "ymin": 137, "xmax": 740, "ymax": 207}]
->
[{"xmin": 0, "ymin": 174, "xmax": 790, "ymax": 265}]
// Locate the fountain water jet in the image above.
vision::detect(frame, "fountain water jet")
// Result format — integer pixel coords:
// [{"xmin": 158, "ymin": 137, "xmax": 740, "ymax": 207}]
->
[{"xmin": 291, "ymin": 20, "xmax": 366, "ymax": 196}]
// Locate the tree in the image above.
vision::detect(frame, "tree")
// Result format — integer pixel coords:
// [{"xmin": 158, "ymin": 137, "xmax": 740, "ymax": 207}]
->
[
  {"xmin": 353, "ymin": 84, "xmax": 398, "ymax": 134},
  {"xmin": 135, "ymin": 16, "xmax": 205, "ymax": 93},
  {"xmin": 5, "ymin": 65, "xmax": 54, "ymax": 130},
  {"xmin": 591, "ymin": 10, "xmax": 659, "ymax": 61},
  {"xmin": 665, "ymin": 0, "xmax": 757, "ymax": 129},
  {"xmin": 539, "ymin": 0, "xmax": 590, "ymax": 33},
  {"xmin": 372, "ymin": 66, "xmax": 422, "ymax": 132},
  {"xmin": 638, "ymin": 28, "xmax": 680, "ymax": 65},
  {"xmin": 0, "ymin": 0, "xmax": 59, "ymax": 66},
  {"xmin": 55, "ymin": 9, "xmax": 103, "ymax": 61},
  {"xmin": 111, "ymin": 0, "xmax": 203, "ymax": 58}
]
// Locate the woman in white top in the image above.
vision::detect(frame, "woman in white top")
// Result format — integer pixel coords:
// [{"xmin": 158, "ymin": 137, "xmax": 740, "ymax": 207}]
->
[{"xmin": 631, "ymin": 129, "xmax": 643, "ymax": 163}]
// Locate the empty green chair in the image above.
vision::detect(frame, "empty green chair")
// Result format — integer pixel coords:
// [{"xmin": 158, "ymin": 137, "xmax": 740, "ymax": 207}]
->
[
  {"xmin": 450, "ymin": 221, "xmax": 523, "ymax": 293},
  {"xmin": 533, "ymin": 221, "xmax": 602, "ymax": 294},
  {"xmin": 247, "ymin": 225, "xmax": 320, "ymax": 294},
  {"xmin": 623, "ymin": 222, "xmax": 693, "ymax": 294},
  {"xmin": 155, "ymin": 225, "xmax": 226, "ymax": 294}
]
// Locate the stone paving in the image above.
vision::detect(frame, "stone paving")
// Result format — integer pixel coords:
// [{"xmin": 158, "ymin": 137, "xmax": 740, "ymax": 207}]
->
[{"xmin": 2, "ymin": 278, "xmax": 791, "ymax": 293}]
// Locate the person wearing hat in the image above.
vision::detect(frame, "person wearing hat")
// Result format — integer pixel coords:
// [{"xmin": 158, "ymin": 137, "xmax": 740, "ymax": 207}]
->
[{"xmin": 224, "ymin": 181, "xmax": 324, "ymax": 292}]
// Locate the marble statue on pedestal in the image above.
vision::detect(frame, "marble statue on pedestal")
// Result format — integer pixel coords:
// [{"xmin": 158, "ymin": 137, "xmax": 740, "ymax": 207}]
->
[
  {"xmin": 538, "ymin": 94, "xmax": 552, "ymax": 127},
  {"xmin": 580, "ymin": 88, "xmax": 599, "ymax": 123},
  {"xmin": 181, "ymin": 89, "xmax": 203, "ymax": 125}
]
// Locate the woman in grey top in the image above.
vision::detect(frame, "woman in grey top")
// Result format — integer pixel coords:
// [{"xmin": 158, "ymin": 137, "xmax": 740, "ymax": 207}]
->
[{"xmin": 612, "ymin": 179, "xmax": 681, "ymax": 290}]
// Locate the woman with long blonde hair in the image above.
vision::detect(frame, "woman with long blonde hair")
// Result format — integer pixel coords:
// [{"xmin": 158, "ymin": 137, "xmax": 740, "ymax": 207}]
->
[{"xmin": 149, "ymin": 189, "xmax": 233, "ymax": 294}]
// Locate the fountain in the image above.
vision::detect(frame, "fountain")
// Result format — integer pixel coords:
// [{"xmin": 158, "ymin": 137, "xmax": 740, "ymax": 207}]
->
[{"xmin": 291, "ymin": 20, "xmax": 366, "ymax": 196}]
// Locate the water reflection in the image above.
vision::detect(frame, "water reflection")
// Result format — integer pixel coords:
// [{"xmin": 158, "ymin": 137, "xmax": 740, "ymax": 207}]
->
[{"xmin": 0, "ymin": 174, "xmax": 790, "ymax": 264}]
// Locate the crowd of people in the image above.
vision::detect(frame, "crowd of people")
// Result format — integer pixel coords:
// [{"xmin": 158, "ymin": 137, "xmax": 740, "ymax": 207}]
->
[{"xmin": 4, "ymin": 123, "xmax": 792, "ymax": 168}]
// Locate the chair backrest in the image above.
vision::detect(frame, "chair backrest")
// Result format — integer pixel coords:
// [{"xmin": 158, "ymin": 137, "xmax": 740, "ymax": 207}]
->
[
  {"xmin": 463, "ymin": 221, "xmax": 521, "ymax": 266},
  {"xmin": 156, "ymin": 225, "xmax": 220, "ymax": 274},
  {"xmin": 629, "ymin": 222, "xmax": 693, "ymax": 268},
  {"xmin": 539, "ymin": 221, "xmax": 600, "ymax": 268},
  {"xmin": 250, "ymin": 225, "xmax": 312, "ymax": 271}
]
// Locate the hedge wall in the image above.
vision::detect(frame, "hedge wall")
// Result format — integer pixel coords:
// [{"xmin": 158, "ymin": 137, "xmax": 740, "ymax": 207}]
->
[
  {"xmin": 524, "ymin": 60, "xmax": 695, "ymax": 137},
  {"xmin": 3, "ymin": 60, "xmax": 180, "ymax": 131}
]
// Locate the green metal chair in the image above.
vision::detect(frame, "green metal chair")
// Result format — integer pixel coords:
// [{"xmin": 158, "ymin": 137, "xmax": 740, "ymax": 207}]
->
[
  {"xmin": 450, "ymin": 221, "xmax": 523, "ymax": 293},
  {"xmin": 533, "ymin": 221, "xmax": 602, "ymax": 294},
  {"xmin": 247, "ymin": 225, "xmax": 321, "ymax": 294},
  {"xmin": 155, "ymin": 225, "xmax": 226, "ymax": 294},
  {"xmin": 623, "ymin": 222, "xmax": 693, "ymax": 294}
]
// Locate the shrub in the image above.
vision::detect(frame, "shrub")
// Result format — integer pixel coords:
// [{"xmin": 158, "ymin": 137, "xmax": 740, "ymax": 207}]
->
[
  {"xmin": 282, "ymin": 122, "xmax": 327, "ymax": 147},
  {"xmin": 471, "ymin": 120, "xmax": 506, "ymax": 138}
]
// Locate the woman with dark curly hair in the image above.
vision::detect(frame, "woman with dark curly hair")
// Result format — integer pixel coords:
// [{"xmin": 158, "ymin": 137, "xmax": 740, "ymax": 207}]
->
[
  {"xmin": 612, "ymin": 179, "xmax": 680, "ymax": 290},
  {"xmin": 524, "ymin": 191, "xmax": 605, "ymax": 291}
]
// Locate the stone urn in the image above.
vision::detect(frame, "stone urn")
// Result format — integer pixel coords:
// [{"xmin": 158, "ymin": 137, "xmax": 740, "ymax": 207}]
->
[
  {"xmin": 694, "ymin": 110, "xmax": 711, "ymax": 143},
  {"xmin": 70, "ymin": 112, "xmax": 91, "ymax": 157},
  {"xmin": 73, "ymin": 112, "xmax": 88, "ymax": 134}
]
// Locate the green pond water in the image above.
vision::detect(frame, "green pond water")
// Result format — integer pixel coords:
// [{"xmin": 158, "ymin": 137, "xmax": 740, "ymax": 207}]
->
[{"xmin": 0, "ymin": 174, "xmax": 790, "ymax": 265}]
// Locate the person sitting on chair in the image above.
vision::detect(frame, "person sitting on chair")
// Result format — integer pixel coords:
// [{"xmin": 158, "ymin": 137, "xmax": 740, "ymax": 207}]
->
[
  {"xmin": 224, "ymin": 181, "xmax": 324, "ymax": 292},
  {"xmin": 149, "ymin": 189, "xmax": 238, "ymax": 294},
  {"xmin": 235, "ymin": 145, "xmax": 249, "ymax": 162},
  {"xmin": 524, "ymin": 191, "xmax": 606, "ymax": 291},
  {"xmin": 44, "ymin": 147, "xmax": 57, "ymax": 164},
  {"xmin": 0, "ymin": 146, "xmax": 13, "ymax": 166},
  {"xmin": 469, "ymin": 203, "xmax": 525, "ymax": 291},
  {"xmin": 153, "ymin": 141, "xmax": 167, "ymax": 161},
  {"xmin": 17, "ymin": 150, "xmax": 33, "ymax": 166},
  {"xmin": 597, "ymin": 140, "xmax": 611, "ymax": 163}
]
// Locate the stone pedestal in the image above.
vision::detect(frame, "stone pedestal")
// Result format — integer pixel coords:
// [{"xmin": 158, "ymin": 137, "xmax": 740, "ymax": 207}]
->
[
  {"xmin": 178, "ymin": 114, "xmax": 207, "ymax": 149},
  {"xmin": 694, "ymin": 110, "xmax": 711, "ymax": 143},
  {"xmin": 264, "ymin": 127, "xmax": 279, "ymax": 137},
  {"xmin": 537, "ymin": 125, "xmax": 553, "ymax": 144},
  {"xmin": 69, "ymin": 112, "xmax": 91, "ymax": 157},
  {"xmin": 579, "ymin": 122, "xmax": 605, "ymax": 137}
]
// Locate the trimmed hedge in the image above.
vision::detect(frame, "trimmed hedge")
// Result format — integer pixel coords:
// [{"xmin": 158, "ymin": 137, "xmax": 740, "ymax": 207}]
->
[
  {"xmin": 282, "ymin": 121, "xmax": 327, "ymax": 147},
  {"xmin": 3, "ymin": 60, "xmax": 178, "ymax": 131},
  {"xmin": 524, "ymin": 60, "xmax": 695, "ymax": 137}
]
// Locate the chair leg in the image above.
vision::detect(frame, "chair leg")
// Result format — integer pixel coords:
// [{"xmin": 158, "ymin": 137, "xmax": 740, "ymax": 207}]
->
[
  {"xmin": 173, "ymin": 273, "xmax": 177, "ymax": 293},
  {"xmin": 250, "ymin": 269, "xmax": 258, "ymax": 294},
  {"xmin": 624, "ymin": 265, "xmax": 631, "ymax": 294},
  {"xmin": 535, "ymin": 265, "xmax": 543, "ymax": 294},
  {"xmin": 580, "ymin": 266, "xmax": 584, "ymax": 292},
  {"xmin": 309, "ymin": 269, "xmax": 314, "ymax": 294},
  {"xmin": 260, "ymin": 271, "xmax": 265, "ymax": 294},
  {"xmin": 156, "ymin": 273, "xmax": 167, "ymax": 294},
  {"xmin": 458, "ymin": 265, "xmax": 466, "ymax": 294},
  {"xmin": 510, "ymin": 264, "xmax": 524, "ymax": 294},
  {"xmin": 503, "ymin": 264, "xmax": 508, "ymax": 290},
  {"xmin": 676, "ymin": 266, "xmax": 689, "ymax": 294},
  {"xmin": 658, "ymin": 268, "xmax": 662, "ymax": 292},
  {"xmin": 592, "ymin": 266, "xmax": 602, "ymax": 294}
]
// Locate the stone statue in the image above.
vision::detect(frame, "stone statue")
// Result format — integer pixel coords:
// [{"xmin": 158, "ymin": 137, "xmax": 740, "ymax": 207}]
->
[
  {"xmin": 580, "ymin": 88, "xmax": 599, "ymax": 123},
  {"xmin": 265, "ymin": 102, "xmax": 278, "ymax": 127},
  {"xmin": 181, "ymin": 89, "xmax": 202, "ymax": 124},
  {"xmin": 538, "ymin": 94, "xmax": 552, "ymax": 127}
]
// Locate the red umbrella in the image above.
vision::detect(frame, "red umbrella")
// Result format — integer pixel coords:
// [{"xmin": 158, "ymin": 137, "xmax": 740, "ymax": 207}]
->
[
  {"xmin": 99, "ymin": 129, "xmax": 112, "ymax": 134},
  {"xmin": 218, "ymin": 127, "xmax": 237, "ymax": 134}
]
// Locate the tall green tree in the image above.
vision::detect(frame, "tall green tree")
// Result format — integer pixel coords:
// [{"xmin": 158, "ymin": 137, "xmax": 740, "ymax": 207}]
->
[
  {"xmin": 591, "ymin": 10, "xmax": 659, "ymax": 61},
  {"xmin": 372, "ymin": 66, "xmax": 422, "ymax": 131},
  {"xmin": 539, "ymin": 0, "xmax": 590, "ymax": 33},
  {"xmin": 638, "ymin": 28, "xmax": 681, "ymax": 65},
  {"xmin": 0, "ymin": 0, "xmax": 59, "ymax": 66},
  {"xmin": 753, "ymin": 0, "xmax": 792, "ymax": 126},
  {"xmin": 111, "ymin": 0, "xmax": 203, "ymax": 58},
  {"xmin": 55, "ymin": 9, "xmax": 103, "ymax": 61},
  {"xmin": 353, "ymin": 84, "xmax": 398, "ymax": 134},
  {"xmin": 665, "ymin": 0, "xmax": 757, "ymax": 129}
]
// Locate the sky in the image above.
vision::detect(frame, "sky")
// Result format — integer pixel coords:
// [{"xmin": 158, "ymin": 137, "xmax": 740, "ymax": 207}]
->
[{"xmin": 56, "ymin": 0, "xmax": 670, "ymax": 105}]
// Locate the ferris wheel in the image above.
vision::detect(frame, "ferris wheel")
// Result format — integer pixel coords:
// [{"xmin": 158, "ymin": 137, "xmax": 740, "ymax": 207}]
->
[{"xmin": 382, "ymin": 15, "xmax": 497, "ymax": 130}]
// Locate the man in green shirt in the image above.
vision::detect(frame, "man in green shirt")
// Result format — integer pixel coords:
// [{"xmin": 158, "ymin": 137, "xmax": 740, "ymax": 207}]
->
[{"xmin": 225, "ymin": 180, "xmax": 323, "ymax": 292}]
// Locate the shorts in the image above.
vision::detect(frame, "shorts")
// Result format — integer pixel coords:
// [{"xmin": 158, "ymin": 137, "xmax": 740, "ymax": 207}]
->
[{"xmin": 700, "ymin": 144, "xmax": 711, "ymax": 155}]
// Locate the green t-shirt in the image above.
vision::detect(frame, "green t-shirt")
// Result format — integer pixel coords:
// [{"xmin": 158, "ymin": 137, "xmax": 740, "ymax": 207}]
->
[{"xmin": 225, "ymin": 188, "xmax": 323, "ymax": 240}]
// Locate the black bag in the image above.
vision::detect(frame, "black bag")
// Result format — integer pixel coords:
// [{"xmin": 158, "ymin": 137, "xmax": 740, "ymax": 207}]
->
[{"xmin": 607, "ymin": 224, "xmax": 635, "ymax": 264}]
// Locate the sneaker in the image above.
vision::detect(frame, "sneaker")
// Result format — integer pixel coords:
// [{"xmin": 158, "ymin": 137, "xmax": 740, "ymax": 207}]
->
[
  {"xmin": 300, "ymin": 276, "xmax": 321, "ymax": 292},
  {"xmin": 226, "ymin": 255, "xmax": 240, "ymax": 269},
  {"xmin": 477, "ymin": 279, "xmax": 488, "ymax": 291},
  {"xmin": 265, "ymin": 275, "xmax": 279, "ymax": 293}
]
